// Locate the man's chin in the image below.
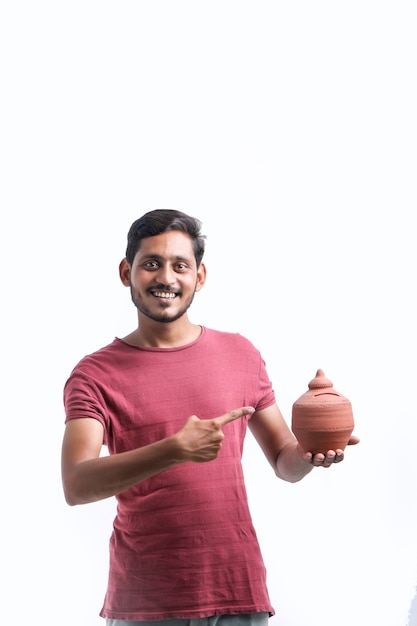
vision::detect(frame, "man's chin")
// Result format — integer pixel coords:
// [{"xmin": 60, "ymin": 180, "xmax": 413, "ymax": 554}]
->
[
  {"xmin": 148, "ymin": 309, "xmax": 186, "ymax": 324},
  {"xmin": 154, "ymin": 314, "xmax": 176, "ymax": 323},
  {"xmin": 133, "ymin": 295, "xmax": 193, "ymax": 324}
]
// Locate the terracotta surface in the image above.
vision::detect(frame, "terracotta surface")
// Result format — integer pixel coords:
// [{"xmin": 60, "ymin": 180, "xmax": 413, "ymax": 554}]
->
[{"xmin": 291, "ymin": 369, "xmax": 354, "ymax": 454}]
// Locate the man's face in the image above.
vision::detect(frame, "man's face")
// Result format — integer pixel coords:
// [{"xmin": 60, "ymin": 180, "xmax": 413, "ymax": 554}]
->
[{"xmin": 122, "ymin": 231, "xmax": 206, "ymax": 323}]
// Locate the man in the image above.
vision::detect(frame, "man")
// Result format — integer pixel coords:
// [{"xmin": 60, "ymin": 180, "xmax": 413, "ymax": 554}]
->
[{"xmin": 61, "ymin": 209, "xmax": 359, "ymax": 626}]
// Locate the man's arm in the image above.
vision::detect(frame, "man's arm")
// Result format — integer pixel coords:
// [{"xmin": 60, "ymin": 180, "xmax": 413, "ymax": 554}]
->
[
  {"xmin": 61, "ymin": 406, "xmax": 255, "ymax": 506},
  {"xmin": 248, "ymin": 403, "xmax": 359, "ymax": 483}
]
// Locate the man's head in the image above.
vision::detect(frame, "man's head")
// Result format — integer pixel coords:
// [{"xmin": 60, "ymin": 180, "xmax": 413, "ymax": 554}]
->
[
  {"xmin": 125, "ymin": 209, "xmax": 206, "ymax": 268},
  {"xmin": 120, "ymin": 210, "xmax": 207, "ymax": 325}
]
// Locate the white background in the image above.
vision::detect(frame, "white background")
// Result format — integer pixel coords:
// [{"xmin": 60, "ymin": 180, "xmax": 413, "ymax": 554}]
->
[{"xmin": 1, "ymin": 2, "xmax": 416, "ymax": 625}]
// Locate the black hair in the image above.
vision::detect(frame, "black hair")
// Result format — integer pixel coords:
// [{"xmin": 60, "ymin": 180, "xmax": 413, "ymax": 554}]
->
[{"xmin": 125, "ymin": 209, "xmax": 206, "ymax": 267}]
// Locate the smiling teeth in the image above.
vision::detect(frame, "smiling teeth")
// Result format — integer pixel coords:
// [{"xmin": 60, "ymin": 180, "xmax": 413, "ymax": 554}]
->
[{"xmin": 154, "ymin": 291, "xmax": 176, "ymax": 298}]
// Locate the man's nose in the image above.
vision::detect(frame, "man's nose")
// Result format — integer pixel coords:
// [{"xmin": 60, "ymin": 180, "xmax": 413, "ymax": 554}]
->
[{"xmin": 155, "ymin": 264, "xmax": 176, "ymax": 285}]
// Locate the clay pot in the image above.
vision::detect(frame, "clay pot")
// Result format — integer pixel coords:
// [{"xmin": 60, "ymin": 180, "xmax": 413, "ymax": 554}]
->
[{"xmin": 291, "ymin": 369, "xmax": 354, "ymax": 454}]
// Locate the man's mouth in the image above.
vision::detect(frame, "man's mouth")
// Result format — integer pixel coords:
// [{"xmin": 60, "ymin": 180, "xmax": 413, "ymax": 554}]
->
[{"xmin": 151, "ymin": 291, "xmax": 177, "ymax": 299}]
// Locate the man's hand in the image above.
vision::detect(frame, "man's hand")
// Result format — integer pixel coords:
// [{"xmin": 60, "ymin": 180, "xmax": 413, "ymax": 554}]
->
[
  {"xmin": 174, "ymin": 406, "xmax": 255, "ymax": 463},
  {"xmin": 300, "ymin": 434, "xmax": 360, "ymax": 468}
]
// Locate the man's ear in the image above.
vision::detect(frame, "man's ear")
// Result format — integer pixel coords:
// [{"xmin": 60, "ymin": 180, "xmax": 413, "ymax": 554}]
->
[
  {"xmin": 119, "ymin": 258, "xmax": 131, "ymax": 286},
  {"xmin": 195, "ymin": 262, "xmax": 207, "ymax": 292}
]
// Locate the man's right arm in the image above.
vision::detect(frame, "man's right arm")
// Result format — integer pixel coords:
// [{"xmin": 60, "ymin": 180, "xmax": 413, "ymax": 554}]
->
[
  {"xmin": 61, "ymin": 406, "xmax": 254, "ymax": 506},
  {"xmin": 61, "ymin": 417, "xmax": 184, "ymax": 505}
]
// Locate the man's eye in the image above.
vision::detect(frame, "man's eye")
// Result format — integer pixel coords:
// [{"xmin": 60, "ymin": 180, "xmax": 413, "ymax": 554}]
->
[{"xmin": 144, "ymin": 261, "xmax": 159, "ymax": 269}]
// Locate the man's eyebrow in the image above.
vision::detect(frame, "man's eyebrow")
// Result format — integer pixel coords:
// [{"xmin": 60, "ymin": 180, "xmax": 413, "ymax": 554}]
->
[{"xmin": 140, "ymin": 253, "xmax": 192, "ymax": 263}]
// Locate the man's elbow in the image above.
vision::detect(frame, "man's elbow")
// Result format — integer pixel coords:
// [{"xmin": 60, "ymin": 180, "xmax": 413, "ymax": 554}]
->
[{"xmin": 62, "ymin": 474, "xmax": 91, "ymax": 506}]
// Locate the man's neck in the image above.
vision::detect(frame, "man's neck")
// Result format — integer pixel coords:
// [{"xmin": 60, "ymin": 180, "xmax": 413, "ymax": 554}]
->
[{"xmin": 122, "ymin": 317, "xmax": 202, "ymax": 348}]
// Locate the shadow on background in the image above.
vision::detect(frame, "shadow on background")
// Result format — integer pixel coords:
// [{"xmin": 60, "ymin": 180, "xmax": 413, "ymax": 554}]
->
[{"xmin": 408, "ymin": 587, "xmax": 417, "ymax": 626}]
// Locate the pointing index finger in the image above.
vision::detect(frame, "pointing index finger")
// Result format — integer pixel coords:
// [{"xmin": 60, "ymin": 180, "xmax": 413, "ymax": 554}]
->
[{"xmin": 218, "ymin": 406, "xmax": 255, "ymax": 427}]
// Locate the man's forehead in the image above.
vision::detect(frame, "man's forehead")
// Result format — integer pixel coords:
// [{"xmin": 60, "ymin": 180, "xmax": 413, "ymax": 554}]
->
[{"xmin": 136, "ymin": 231, "xmax": 194, "ymax": 258}]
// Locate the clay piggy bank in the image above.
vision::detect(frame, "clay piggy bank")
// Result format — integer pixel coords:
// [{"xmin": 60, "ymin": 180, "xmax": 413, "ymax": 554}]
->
[{"xmin": 291, "ymin": 369, "xmax": 354, "ymax": 454}]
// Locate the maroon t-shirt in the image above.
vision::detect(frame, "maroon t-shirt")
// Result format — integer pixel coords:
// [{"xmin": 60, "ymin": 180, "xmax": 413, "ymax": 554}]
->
[{"xmin": 64, "ymin": 327, "xmax": 276, "ymax": 620}]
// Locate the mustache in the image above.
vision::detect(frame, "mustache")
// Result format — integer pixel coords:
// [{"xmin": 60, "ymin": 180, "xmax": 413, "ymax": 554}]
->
[{"xmin": 147, "ymin": 284, "xmax": 181, "ymax": 294}]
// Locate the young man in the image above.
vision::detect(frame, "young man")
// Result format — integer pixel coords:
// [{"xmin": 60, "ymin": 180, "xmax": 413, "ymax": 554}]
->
[{"xmin": 61, "ymin": 209, "xmax": 359, "ymax": 626}]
